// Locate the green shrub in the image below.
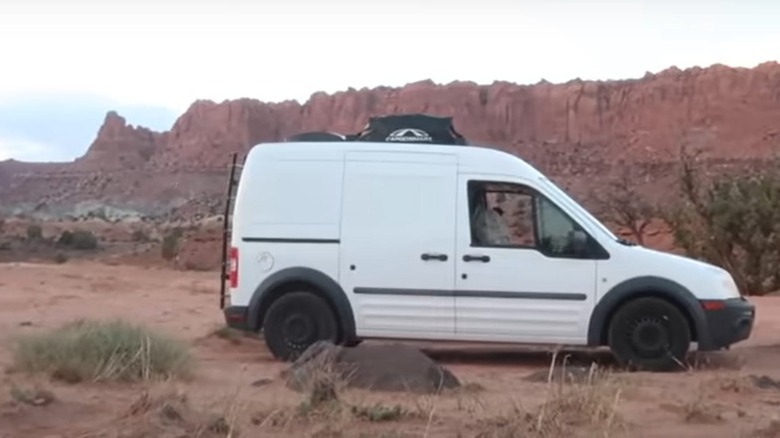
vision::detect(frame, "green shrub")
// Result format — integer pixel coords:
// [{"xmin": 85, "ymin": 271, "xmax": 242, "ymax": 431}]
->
[
  {"xmin": 131, "ymin": 229, "xmax": 150, "ymax": 242},
  {"xmin": 664, "ymin": 146, "xmax": 780, "ymax": 295},
  {"xmin": 161, "ymin": 228, "xmax": 183, "ymax": 260},
  {"xmin": 26, "ymin": 224, "xmax": 42, "ymax": 240},
  {"xmin": 11, "ymin": 319, "xmax": 194, "ymax": 383},
  {"xmin": 58, "ymin": 230, "xmax": 98, "ymax": 250}
]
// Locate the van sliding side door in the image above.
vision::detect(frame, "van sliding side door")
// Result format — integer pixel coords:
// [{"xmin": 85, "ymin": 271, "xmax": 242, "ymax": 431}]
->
[{"xmin": 338, "ymin": 151, "xmax": 458, "ymax": 339}]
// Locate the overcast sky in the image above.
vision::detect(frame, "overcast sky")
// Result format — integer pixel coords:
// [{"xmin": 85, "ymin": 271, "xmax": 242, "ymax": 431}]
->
[{"xmin": 0, "ymin": 0, "xmax": 778, "ymax": 161}]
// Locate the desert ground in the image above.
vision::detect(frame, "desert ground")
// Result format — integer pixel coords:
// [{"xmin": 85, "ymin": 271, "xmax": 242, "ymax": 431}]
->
[{"xmin": 2, "ymin": 260, "xmax": 780, "ymax": 438}]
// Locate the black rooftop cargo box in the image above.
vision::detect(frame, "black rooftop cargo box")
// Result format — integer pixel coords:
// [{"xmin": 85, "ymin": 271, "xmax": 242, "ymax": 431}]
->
[{"xmin": 353, "ymin": 114, "xmax": 467, "ymax": 145}]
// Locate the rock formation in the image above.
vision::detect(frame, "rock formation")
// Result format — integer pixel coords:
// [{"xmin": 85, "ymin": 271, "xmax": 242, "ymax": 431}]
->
[
  {"xmin": 73, "ymin": 111, "xmax": 164, "ymax": 171},
  {"xmin": 1, "ymin": 61, "xmax": 779, "ymax": 219}
]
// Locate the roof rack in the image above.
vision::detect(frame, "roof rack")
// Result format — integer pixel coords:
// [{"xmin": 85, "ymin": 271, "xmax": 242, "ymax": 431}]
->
[
  {"xmin": 281, "ymin": 113, "xmax": 468, "ymax": 145},
  {"xmin": 284, "ymin": 131, "xmax": 346, "ymax": 142}
]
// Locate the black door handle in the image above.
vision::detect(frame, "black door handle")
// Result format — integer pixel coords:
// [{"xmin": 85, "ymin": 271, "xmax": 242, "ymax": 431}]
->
[
  {"xmin": 463, "ymin": 254, "xmax": 490, "ymax": 263},
  {"xmin": 421, "ymin": 253, "xmax": 448, "ymax": 261}
]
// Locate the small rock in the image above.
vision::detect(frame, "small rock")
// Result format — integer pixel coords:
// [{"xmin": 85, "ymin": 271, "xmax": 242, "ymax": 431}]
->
[
  {"xmin": 718, "ymin": 411, "xmax": 740, "ymax": 421},
  {"xmin": 283, "ymin": 341, "xmax": 460, "ymax": 394},
  {"xmin": 251, "ymin": 378, "xmax": 272, "ymax": 387},
  {"xmin": 750, "ymin": 375, "xmax": 780, "ymax": 390}
]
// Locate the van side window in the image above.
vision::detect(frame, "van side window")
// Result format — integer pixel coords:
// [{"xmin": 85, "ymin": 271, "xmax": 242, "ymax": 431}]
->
[
  {"xmin": 468, "ymin": 182, "xmax": 536, "ymax": 247},
  {"xmin": 467, "ymin": 180, "xmax": 590, "ymax": 258}
]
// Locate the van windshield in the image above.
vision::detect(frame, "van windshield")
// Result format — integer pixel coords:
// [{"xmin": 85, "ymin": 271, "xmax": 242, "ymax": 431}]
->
[{"xmin": 538, "ymin": 176, "xmax": 619, "ymax": 242}]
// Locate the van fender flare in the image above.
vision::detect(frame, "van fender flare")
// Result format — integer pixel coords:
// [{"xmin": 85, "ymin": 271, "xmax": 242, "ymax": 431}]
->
[
  {"xmin": 586, "ymin": 276, "xmax": 711, "ymax": 348},
  {"xmin": 247, "ymin": 267, "xmax": 357, "ymax": 342}
]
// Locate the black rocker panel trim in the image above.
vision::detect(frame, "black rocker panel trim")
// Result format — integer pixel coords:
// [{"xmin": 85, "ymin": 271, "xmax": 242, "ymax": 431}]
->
[
  {"xmin": 354, "ymin": 287, "xmax": 587, "ymax": 301},
  {"xmin": 242, "ymin": 237, "xmax": 340, "ymax": 244}
]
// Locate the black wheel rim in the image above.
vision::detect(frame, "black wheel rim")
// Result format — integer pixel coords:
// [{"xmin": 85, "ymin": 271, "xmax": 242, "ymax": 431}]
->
[
  {"xmin": 283, "ymin": 313, "xmax": 315, "ymax": 348},
  {"xmin": 626, "ymin": 315, "xmax": 671, "ymax": 359}
]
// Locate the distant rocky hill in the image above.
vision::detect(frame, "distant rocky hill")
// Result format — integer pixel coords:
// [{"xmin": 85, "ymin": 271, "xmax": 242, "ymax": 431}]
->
[{"xmin": 1, "ymin": 61, "xmax": 779, "ymax": 221}]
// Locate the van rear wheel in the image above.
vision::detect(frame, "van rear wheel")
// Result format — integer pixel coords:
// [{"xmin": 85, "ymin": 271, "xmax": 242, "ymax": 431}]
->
[
  {"xmin": 263, "ymin": 292, "xmax": 339, "ymax": 361},
  {"xmin": 607, "ymin": 297, "xmax": 691, "ymax": 372}
]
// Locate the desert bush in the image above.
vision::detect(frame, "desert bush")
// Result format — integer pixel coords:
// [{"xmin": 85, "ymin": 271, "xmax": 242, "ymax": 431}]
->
[
  {"xmin": 57, "ymin": 229, "xmax": 99, "ymax": 250},
  {"xmin": 131, "ymin": 229, "xmax": 150, "ymax": 242},
  {"xmin": 10, "ymin": 319, "xmax": 194, "ymax": 383},
  {"xmin": 663, "ymin": 145, "xmax": 780, "ymax": 295},
  {"xmin": 26, "ymin": 224, "xmax": 42, "ymax": 240},
  {"xmin": 591, "ymin": 167, "xmax": 656, "ymax": 245},
  {"xmin": 161, "ymin": 227, "xmax": 183, "ymax": 260}
]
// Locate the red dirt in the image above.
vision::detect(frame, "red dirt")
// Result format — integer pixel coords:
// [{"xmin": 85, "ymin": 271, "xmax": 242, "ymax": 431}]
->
[{"xmin": 1, "ymin": 261, "xmax": 780, "ymax": 437}]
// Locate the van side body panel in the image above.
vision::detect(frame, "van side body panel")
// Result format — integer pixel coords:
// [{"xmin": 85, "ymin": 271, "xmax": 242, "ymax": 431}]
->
[{"xmin": 228, "ymin": 145, "xmax": 346, "ymax": 322}]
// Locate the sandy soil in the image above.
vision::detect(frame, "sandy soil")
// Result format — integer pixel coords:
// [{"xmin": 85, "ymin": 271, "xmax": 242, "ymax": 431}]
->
[{"xmin": 1, "ymin": 261, "xmax": 780, "ymax": 438}]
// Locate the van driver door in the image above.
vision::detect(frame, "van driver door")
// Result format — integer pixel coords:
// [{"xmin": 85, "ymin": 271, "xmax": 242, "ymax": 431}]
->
[{"xmin": 453, "ymin": 174, "xmax": 601, "ymax": 344}]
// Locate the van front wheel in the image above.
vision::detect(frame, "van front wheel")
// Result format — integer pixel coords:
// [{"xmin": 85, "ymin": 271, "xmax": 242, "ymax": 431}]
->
[
  {"xmin": 263, "ymin": 292, "xmax": 339, "ymax": 361},
  {"xmin": 607, "ymin": 297, "xmax": 691, "ymax": 372}
]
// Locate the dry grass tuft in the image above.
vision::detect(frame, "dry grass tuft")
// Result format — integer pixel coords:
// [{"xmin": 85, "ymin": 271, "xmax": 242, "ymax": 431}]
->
[
  {"xmin": 350, "ymin": 403, "xmax": 407, "ymax": 422},
  {"xmin": 10, "ymin": 318, "xmax": 194, "ymax": 383},
  {"xmin": 210, "ymin": 326, "xmax": 245, "ymax": 344},
  {"xmin": 474, "ymin": 353, "xmax": 625, "ymax": 438},
  {"xmin": 9, "ymin": 382, "xmax": 56, "ymax": 406},
  {"xmin": 295, "ymin": 354, "xmax": 350, "ymax": 418},
  {"xmin": 530, "ymin": 353, "xmax": 624, "ymax": 437},
  {"xmin": 251, "ymin": 348, "xmax": 422, "ymax": 436},
  {"xmin": 107, "ymin": 388, "xmax": 237, "ymax": 438},
  {"xmin": 681, "ymin": 381, "xmax": 721, "ymax": 424}
]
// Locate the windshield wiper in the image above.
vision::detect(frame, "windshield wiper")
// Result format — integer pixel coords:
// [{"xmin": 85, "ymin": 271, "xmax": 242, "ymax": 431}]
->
[{"xmin": 616, "ymin": 237, "xmax": 638, "ymax": 246}]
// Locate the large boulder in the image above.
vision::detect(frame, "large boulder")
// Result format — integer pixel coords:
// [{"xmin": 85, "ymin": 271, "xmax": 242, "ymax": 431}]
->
[{"xmin": 282, "ymin": 341, "xmax": 461, "ymax": 394}]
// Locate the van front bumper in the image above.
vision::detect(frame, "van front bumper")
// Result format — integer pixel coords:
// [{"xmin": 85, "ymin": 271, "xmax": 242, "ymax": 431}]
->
[
  {"xmin": 223, "ymin": 305, "xmax": 250, "ymax": 331},
  {"xmin": 699, "ymin": 297, "xmax": 755, "ymax": 350}
]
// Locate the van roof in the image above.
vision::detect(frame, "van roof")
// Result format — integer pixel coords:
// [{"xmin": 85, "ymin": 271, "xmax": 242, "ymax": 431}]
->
[{"xmin": 245, "ymin": 140, "xmax": 545, "ymax": 180}]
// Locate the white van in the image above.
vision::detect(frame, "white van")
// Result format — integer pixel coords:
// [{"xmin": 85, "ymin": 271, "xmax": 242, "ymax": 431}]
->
[{"xmin": 219, "ymin": 114, "xmax": 755, "ymax": 371}]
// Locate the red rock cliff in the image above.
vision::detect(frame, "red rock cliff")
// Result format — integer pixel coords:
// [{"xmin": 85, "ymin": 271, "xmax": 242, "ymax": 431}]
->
[
  {"xmin": 98, "ymin": 61, "xmax": 780, "ymax": 170},
  {"xmin": 74, "ymin": 111, "xmax": 164, "ymax": 171},
  {"xmin": 4, "ymin": 61, "xmax": 779, "ymax": 219}
]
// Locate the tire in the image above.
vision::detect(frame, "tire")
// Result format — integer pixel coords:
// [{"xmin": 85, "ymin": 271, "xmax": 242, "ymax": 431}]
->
[
  {"xmin": 607, "ymin": 297, "xmax": 691, "ymax": 372},
  {"xmin": 262, "ymin": 291, "xmax": 339, "ymax": 362}
]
